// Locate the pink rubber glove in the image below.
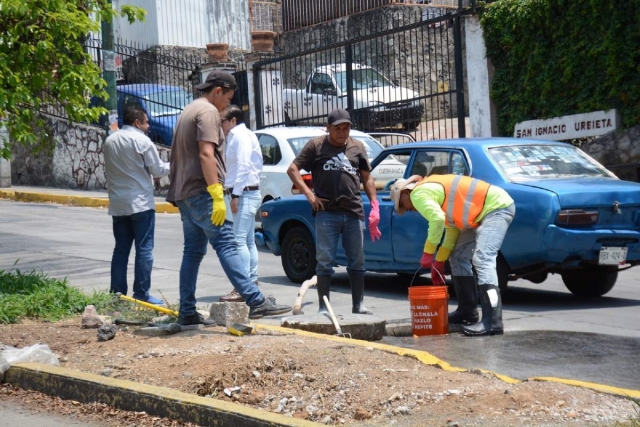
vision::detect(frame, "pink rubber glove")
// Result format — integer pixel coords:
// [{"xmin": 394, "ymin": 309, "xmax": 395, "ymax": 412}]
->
[
  {"xmin": 368, "ymin": 199, "xmax": 382, "ymax": 242},
  {"xmin": 420, "ymin": 252, "xmax": 434, "ymax": 269},
  {"xmin": 431, "ymin": 261, "xmax": 446, "ymax": 286}
]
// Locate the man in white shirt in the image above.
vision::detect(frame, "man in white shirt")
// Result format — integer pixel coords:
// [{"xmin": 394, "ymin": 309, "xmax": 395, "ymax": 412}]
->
[
  {"xmin": 219, "ymin": 105, "xmax": 263, "ymax": 302},
  {"xmin": 104, "ymin": 106, "xmax": 170, "ymax": 305}
]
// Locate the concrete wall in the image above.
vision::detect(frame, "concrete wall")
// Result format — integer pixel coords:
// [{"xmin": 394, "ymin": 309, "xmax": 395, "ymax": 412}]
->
[
  {"xmin": 11, "ymin": 117, "xmax": 171, "ymax": 195},
  {"xmin": 582, "ymin": 125, "xmax": 640, "ymax": 182},
  {"xmin": 111, "ymin": 0, "xmax": 252, "ymax": 50}
]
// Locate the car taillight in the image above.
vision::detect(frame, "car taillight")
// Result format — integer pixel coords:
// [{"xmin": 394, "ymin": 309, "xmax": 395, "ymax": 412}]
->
[
  {"xmin": 292, "ymin": 174, "xmax": 313, "ymax": 194},
  {"xmin": 556, "ymin": 209, "xmax": 599, "ymax": 226}
]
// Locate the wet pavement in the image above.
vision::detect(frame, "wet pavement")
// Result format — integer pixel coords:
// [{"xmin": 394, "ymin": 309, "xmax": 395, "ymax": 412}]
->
[{"xmin": 383, "ymin": 330, "xmax": 640, "ymax": 390}]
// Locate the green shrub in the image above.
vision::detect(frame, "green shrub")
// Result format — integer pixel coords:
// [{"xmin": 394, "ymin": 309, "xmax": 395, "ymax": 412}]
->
[
  {"xmin": 0, "ymin": 270, "xmax": 112, "ymax": 324},
  {"xmin": 480, "ymin": 0, "xmax": 640, "ymax": 136}
]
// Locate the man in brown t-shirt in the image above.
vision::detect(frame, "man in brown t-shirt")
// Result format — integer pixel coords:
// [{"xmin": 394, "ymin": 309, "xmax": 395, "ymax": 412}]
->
[
  {"xmin": 168, "ymin": 71, "xmax": 290, "ymax": 325},
  {"xmin": 287, "ymin": 108, "xmax": 382, "ymax": 315}
]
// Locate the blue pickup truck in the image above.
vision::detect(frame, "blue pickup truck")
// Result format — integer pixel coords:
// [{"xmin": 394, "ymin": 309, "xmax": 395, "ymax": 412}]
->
[{"xmin": 116, "ymin": 84, "xmax": 192, "ymax": 147}]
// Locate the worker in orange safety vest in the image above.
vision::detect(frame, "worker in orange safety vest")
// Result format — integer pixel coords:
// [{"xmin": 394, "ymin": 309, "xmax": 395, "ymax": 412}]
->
[{"xmin": 391, "ymin": 174, "xmax": 515, "ymax": 336}]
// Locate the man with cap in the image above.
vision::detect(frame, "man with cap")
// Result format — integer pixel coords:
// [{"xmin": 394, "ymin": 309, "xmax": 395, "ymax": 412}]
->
[
  {"xmin": 390, "ymin": 174, "xmax": 515, "ymax": 336},
  {"xmin": 287, "ymin": 108, "xmax": 382, "ymax": 315},
  {"xmin": 167, "ymin": 71, "xmax": 291, "ymax": 325}
]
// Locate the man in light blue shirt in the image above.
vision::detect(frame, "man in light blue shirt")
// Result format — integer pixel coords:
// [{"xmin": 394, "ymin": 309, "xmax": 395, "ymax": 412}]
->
[
  {"xmin": 104, "ymin": 106, "xmax": 170, "ymax": 305},
  {"xmin": 219, "ymin": 105, "xmax": 264, "ymax": 302}
]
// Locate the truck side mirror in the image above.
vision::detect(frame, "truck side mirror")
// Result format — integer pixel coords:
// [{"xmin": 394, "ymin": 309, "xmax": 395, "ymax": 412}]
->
[
  {"xmin": 323, "ymin": 88, "xmax": 337, "ymax": 97},
  {"xmin": 392, "ymin": 79, "xmax": 400, "ymax": 87}
]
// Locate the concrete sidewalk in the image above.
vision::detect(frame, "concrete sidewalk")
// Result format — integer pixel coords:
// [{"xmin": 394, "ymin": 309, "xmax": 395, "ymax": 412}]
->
[{"xmin": 0, "ymin": 185, "xmax": 178, "ymax": 213}]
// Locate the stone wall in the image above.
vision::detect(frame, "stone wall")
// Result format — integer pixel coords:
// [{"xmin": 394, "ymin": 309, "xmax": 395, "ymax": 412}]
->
[
  {"xmin": 11, "ymin": 117, "xmax": 171, "ymax": 195},
  {"xmin": 121, "ymin": 45, "xmax": 246, "ymax": 93},
  {"xmin": 581, "ymin": 125, "xmax": 640, "ymax": 182},
  {"xmin": 251, "ymin": 0, "xmax": 282, "ymax": 33}
]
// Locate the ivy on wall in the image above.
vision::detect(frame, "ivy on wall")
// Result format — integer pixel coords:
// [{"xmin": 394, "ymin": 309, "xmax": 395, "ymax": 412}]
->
[{"xmin": 480, "ymin": 0, "xmax": 640, "ymax": 136}]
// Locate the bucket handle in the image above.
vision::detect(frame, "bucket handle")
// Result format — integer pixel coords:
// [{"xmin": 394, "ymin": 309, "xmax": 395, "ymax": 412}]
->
[{"xmin": 409, "ymin": 264, "xmax": 447, "ymax": 287}]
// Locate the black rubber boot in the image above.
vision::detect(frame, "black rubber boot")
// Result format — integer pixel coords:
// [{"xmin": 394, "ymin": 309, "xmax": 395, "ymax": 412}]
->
[
  {"xmin": 348, "ymin": 270, "xmax": 372, "ymax": 315},
  {"xmin": 316, "ymin": 275, "xmax": 331, "ymax": 314},
  {"xmin": 448, "ymin": 276, "xmax": 479, "ymax": 325},
  {"xmin": 463, "ymin": 285, "xmax": 503, "ymax": 336}
]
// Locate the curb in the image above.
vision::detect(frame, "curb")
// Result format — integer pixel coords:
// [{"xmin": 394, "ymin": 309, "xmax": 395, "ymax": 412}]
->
[
  {"xmin": 0, "ymin": 189, "xmax": 179, "ymax": 213},
  {"xmin": 5, "ymin": 362, "xmax": 320, "ymax": 427},
  {"xmin": 254, "ymin": 324, "xmax": 640, "ymax": 398}
]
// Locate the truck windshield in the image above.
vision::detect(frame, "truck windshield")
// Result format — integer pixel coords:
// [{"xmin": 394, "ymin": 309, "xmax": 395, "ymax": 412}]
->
[
  {"xmin": 488, "ymin": 145, "xmax": 616, "ymax": 181},
  {"xmin": 334, "ymin": 69, "xmax": 394, "ymax": 92},
  {"xmin": 144, "ymin": 89, "xmax": 193, "ymax": 117}
]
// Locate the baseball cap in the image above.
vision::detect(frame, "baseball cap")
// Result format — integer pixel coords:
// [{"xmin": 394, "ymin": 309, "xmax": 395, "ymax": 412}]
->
[
  {"xmin": 390, "ymin": 178, "xmax": 418, "ymax": 215},
  {"xmin": 327, "ymin": 108, "xmax": 352, "ymax": 126},
  {"xmin": 195, "ymin": 70, "xmax": 237, "ymax": 91}
]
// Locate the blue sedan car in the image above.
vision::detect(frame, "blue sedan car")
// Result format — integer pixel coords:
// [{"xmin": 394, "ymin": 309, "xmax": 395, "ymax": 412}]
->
[
  {"xmin": 117, "ymin": 84, "xmax": 192, "ymax": 146},
  {"xmin": 259, "ymin": 138, "xmax": 640, "ymax": 297}
]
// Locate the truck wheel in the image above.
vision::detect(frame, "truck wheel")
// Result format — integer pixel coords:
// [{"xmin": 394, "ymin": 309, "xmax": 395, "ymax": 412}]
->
[
  {"xmin": 403, "ymin": 121, "xmax": 420, "ymax": 131},
  {"xmin": 152, "ymin": 136, "xmax": 166, "ymax": 146},
  {"xmin": 281, "ymin": 226, "xmax": 316, "ymax": 283},
  {"xmin": 561, "ymin": 267, "xmax": 618, "ymax": 297}
]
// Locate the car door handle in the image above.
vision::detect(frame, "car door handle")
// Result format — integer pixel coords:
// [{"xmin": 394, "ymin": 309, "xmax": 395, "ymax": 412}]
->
[{"xmin": 381, "ymin": 197, "xmax": 391, "ymax": 201}]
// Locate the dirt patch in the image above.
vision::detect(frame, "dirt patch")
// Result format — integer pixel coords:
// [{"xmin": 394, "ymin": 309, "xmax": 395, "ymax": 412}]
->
[{"xmin": 0, "ymin": 319, "xmax": 637, "ymax": 427}]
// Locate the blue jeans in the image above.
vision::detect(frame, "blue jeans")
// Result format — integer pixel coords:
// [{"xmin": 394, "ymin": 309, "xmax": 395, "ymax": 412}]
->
[
  {"xmin": 449, "ymin": 203, "xmax": 515, "ymax": 286},
  {"xmin": 315, "ymin": 211, "xmax": 365, "ymax": 276},
  {"xmin": 230, "ymin": 190, "xmax": 261, "ymax": 282},
  {"xmin": 110, "ymin": 209, "xmax": 155, "ymax": 300},
  {"xmin": 176, "ymin": 192, "xmax": 264, "ymax": 317}
]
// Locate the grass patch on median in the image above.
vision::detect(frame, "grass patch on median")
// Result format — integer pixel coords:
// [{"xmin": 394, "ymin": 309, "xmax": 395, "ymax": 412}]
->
[
  {"xmin": 0, "ymin": 269, "xmax": 112, "ymax": 324},
  {"xmin": 0, "ymin": 268, "xmax": 179, "ymax": 325}
]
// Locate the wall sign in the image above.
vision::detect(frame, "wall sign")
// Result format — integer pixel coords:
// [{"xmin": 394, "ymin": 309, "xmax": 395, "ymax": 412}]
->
[{"xmin": 514, "ymin": 110, "xmax": 619, "ymax": 140}]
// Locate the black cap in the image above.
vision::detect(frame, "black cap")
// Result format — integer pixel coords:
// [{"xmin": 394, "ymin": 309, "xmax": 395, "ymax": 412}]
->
[
  {"xmin": 328, "ymin": 108, "xmax": 352, "ymax": 126},
  {"xmin": 195, "ymin": 70, "xmax": 237, "ymax": 91}
]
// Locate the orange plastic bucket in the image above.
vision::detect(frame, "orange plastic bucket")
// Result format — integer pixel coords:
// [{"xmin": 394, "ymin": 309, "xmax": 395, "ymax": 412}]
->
[{"xmin": 408, "ymin": 286, "xmax": 449, "ymax": 336}]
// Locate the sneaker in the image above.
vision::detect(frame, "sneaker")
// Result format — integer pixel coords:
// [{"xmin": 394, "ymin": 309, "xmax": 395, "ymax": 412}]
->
[
  {"xmin": 219, "ymin": 288, "xmax": 244, "ymax": 302},
  {"xmin": 132, "ymin": 294, "xmax": 166, "ymax": 306},
  {"xmin": 144, "ymin": 295, "xmax": 166, "ymax": 306},
  {"xmin": 249, "ymin": 296, "xmax": 292, "ymax": 319},
  {"xmin": 177, "ymin": 312, "xmax": 217, "ymax": 326}
]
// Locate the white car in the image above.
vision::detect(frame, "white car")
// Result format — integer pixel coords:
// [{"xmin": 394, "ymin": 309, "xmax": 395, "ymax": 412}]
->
[{"xmin": 254, "ymin": 127, "xmax": 409, "ymax": 206}]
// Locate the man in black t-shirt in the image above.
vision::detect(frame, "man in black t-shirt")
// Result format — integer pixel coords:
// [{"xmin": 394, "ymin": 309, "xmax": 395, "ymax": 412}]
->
[{"xmin": 287, "ymin": 109, "xmax": 382, "ymax": 315}]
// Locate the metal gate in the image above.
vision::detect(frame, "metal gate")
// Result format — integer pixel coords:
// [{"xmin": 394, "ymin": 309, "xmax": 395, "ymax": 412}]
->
[{"xmin": 253, "ymin": 5, "xmax": 471, "ymax": 146}]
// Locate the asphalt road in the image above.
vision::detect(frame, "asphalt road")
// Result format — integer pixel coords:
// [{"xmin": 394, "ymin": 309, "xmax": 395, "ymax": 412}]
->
[{"xmin": 1, "ymin": 200, "xmax": 640, "ymax": 391}]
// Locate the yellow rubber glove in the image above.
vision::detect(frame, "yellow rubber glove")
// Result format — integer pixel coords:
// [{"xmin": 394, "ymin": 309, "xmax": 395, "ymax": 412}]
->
[{"xmin": 207, "ymin": 183, "xmax": 226, "ymax": 226}]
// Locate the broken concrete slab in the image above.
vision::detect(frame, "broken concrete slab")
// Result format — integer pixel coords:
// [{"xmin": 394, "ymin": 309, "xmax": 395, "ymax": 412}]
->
[{"xmin": 281, "ymin": 313, "xmax": 386, "ymax": 341}]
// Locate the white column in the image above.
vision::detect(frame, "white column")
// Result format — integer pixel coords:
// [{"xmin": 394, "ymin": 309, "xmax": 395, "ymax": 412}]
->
[
  {"xmin": 0, "ymin": 122, "xmax": 11, "ymax": 187},
  {"xmin": 464, "ymin": 15, "xmax": 497, "ymax": 137}
]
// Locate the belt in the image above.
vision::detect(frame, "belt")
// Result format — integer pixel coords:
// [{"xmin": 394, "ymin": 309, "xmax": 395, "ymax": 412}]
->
[{"xmin": 224, "ymin": 185, "xmax": 259, "ymax": 194}]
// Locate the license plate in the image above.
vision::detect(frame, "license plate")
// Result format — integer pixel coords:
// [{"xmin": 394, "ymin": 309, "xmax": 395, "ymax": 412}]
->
[{"xmin": 598, "ymin": 246, "xmax": 627, "ymax": 265}]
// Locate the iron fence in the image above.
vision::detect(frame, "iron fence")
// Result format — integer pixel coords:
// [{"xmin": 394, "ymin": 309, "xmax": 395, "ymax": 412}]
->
[
  {"xmin": 254, "ymin": 7, "xmax": 469, "ymax": 145},
  {"xmin": 282, "ymin": 0, "xmax": 476, "ymax": 31}
]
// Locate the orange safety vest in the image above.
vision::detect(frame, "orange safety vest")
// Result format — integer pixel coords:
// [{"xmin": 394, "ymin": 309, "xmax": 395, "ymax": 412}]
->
[{"xmin": 418, "ymin": 174, "xmax": 490, "ymax": 229}]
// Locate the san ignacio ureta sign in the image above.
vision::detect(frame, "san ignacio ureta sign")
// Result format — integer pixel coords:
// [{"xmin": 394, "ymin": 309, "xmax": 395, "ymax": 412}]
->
[{"xmin": 514, "ymin": 110, "xmax": 619, "ymax": 140}]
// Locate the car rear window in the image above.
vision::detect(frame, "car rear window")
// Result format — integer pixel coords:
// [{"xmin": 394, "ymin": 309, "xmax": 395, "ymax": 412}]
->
[
  {"xmin": 287, "ymin": 135, "xmax": 383, "ymax": 161},
  {"xmin": 488, "ymin": 145, "xmax": 615, "ymax": 181}
]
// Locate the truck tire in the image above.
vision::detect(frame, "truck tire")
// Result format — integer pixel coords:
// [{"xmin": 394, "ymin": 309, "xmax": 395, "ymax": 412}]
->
[
  {"xmin": 561, "ymin": 267, "xmax": 618, "ymax": 297},
  {"xmin": 281, "ymin": 226, "xmax": 316, "ymax": 283}
]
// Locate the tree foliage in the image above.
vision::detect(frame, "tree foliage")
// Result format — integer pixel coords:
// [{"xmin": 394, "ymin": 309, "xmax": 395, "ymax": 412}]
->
[
  {"xmin": 0, "ymin": 0, "xmax": 145, "ymax": 159},
  {"xmin": 480, "ymin": 0, "xmax": 640, "ymax": 136}
]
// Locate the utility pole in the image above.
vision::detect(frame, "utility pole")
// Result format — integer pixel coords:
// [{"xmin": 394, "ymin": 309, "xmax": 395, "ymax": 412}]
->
[{"xmin": 101, "ymin": 0, "xmax": 118, "ymax": 134}]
